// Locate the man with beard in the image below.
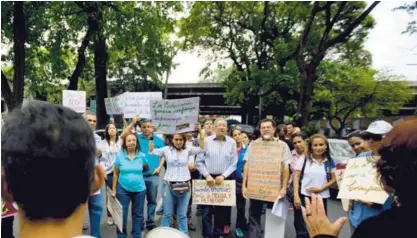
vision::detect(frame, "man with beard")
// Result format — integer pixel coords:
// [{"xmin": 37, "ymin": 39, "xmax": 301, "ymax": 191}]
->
[
  {"xmin": 242, "ymin": 118, "xmax": 292, "ymax": 238},
  {"xmin": 196, "ymin": 118, "xmax": 238, "ymax": 238}
]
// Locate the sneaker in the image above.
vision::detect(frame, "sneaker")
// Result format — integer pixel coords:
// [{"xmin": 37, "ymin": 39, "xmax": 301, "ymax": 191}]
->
[
  {"xmin": 107, "ymin": 217, "xmax": 114, "ymax": 225},
  {"xmin": 223, "ymin": 225, "xmax": 231, "ymax": 235},
  {"xmin": 236, "ymin": 228, "xmax": 244, "ymax": 237}
]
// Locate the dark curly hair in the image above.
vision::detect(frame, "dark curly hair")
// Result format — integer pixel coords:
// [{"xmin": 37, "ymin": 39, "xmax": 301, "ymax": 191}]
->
[{"xmin": 377, "ymin": 119, "xmax": 417, "ymax": 208}]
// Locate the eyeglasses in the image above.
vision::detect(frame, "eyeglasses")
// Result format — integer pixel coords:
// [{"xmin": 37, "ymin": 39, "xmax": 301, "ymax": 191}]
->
[{"xmin": 363, "ymin": 134, "xmax": 383, "ymax": 141}]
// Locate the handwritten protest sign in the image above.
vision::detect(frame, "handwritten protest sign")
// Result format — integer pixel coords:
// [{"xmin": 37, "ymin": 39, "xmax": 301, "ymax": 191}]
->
[
  {"xmin": 2, "ymin": 200, "xmax": 18, "ymax": 218},
  {"xmin": 104, "ymin": 96, "xmax": 123, "ymax": 115},
  {"xmin": 192, "ymin": 180, "xmax": 236, "ymax": 206},
  {"xmin": 337, "ymin": 156, "xmax": 388, "ymax": 204},
  {"xmin": 150, "ymin": 97, "xmax": 199, "ymax": 134},
  {"xmin": 107, "ymin": 187, "xmax": 123, "ymax": 232},
  {"xmin": 335, "ymin": 169, "xmax": 350, "ymax": 211},
  {"xmin": 62, "ymin": 90, "xmax": 86, "ymax": 113},
  {"xmin": 246, "ymin": 140, "xmax": 283, "ymax": 202},
  {"xmin": 117, "ymin": 92, "xmax": 162, "ymax": 118}
]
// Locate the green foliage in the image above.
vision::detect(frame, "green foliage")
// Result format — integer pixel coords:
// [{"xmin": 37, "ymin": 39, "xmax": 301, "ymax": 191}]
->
[{"xmin": 394, "ymin": 2, "xmax": 417, "ymax": 35}]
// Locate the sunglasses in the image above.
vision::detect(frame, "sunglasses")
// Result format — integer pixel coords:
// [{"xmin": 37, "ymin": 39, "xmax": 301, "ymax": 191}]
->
[{"xmin": 363, "ymin": 134, "xmax": 383, "ymax": 141}]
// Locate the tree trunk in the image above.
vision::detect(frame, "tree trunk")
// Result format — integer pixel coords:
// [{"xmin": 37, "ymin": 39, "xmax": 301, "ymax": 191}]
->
[
  {"xmin": 93, "ymin": 6, "xmax": 109, "ymax": 129},
  {"xmin": 163, "ymin": 67, "xmax": 170, "ymax": 99},
  {"xmin": 297, "ymin": 69, "xmax": 317, "ymax": 127},
  {"xmin": 7, "ymin": 1, "xmax": 26, "ymax": 111}
]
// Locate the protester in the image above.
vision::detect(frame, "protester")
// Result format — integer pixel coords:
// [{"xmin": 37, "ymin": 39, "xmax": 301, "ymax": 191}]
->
[
  {"xmin": 196, "ymin": 118, "xmax": 238, "ymax": 238},
  {"xmin": 302, "ymin": 119, "xmax": 417, "ymax": 238},
  {"xmin": 242, "ymin": 118, "xmax": 291, "ymax": 238},
  {"xmin": 149, "ymin": 131, "xmax": 203, "ymax": 235},
  {"xmin": 99, "ymin": 123, "xmax": 123, "ymax": 226},
  {"xmin": 293, "ymin": 134, "xmax": 337, "ymax": 238},
  {"xmin": 85, "ymin": 113, "xmax": 104, "ymax": 238},
  {"xmin": 286, "ymin": 123, "xmax": 295, "ymax": 135},
  {"xmin": 345, "ymin": 130, "xmax": 384, "ymax": 234},
  {"xmin": 277, "ymin": 123, "xmax": 294, "ymax": 150},
  {"xmin": 230, "ymin": 127, "xmax": 248, "ymax": 237},
  {"xmin": 241, "ymin": 131, "xmax": 251, "ymax": 146},
  {"xmin": 112, "ymin": 133, "xmax": 148, "ymax": 238},
  {"xmin": 1, "ymin": 101, "xmax": 105, "ymax": 238},
  {"xmin": 121, "ymin": 116, "xmax": 165, "ymax": 230}
]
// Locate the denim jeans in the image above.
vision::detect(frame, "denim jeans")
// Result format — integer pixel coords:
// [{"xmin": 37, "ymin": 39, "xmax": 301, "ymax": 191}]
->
[
  {"xmin": 116, "ymin": 183, "xmax": 146, "ymax": 238},
  {"xmin": 162, "ymin": 181, "xmax": 191, "ymax": 235},
  {"xmin": 106, "ymin": 172, "xmax": 114, "ymax": 217},
  {"xmin": 144, "ymin": 175, "xmax": 159, "ymax": 227},
  {"xmin": 235, "ymin": 180, "xmax": 247, "ymax": 230},
  {"xmin": 88, "ymin": 192, "xmax": 104, "ymax": 238},
  {"xmin": 159, "ymin": 176, "xmax": 167, "ymax": 211},
  {"xmin": 293, "ymin": 194, "xmax": 328, "ymax": 238}
]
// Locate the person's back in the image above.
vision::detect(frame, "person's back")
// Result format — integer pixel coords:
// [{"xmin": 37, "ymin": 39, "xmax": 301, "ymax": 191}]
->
[{"xmin": 1, "ymin": 101, "xmax": 105, "ymax": 238}]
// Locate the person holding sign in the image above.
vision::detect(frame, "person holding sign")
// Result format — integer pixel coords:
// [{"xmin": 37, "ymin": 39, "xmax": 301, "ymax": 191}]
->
[
  {"xmin": 1, "ymin": 101, "xmax": 105, "ymax": 238},
  {"xmin": 196, "ymin": 118, "xmax": 238, "ymax": 238},
  {"xmin": 293, "ymin": 134, "xmax": 336, "ymax": 238},
  {"xmin": 300, "ymin": 119, "xmax": 417, "ymax": 238},
  {"xmin": 149, "ymin": 128, "xmax": 203, "ymax": 235},
  {"xmin": 242, "ymin": 118, "xmax": 292, "ymax": 238},
  {"xmin": 111, "ymin": 133, "xmax": 149, "ymax": 238},
  {"xmin": 121, "ymin": 116, "xmax": 166, "ymax": 230}
]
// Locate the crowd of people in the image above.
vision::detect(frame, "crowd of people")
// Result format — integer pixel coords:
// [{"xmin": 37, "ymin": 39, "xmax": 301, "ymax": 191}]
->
[{"xmin": 1, "ymin": 101, "xmax": 416, "ymax": 238}]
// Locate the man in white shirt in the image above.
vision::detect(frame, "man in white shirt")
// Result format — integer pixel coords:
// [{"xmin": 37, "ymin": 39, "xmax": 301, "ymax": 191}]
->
[{"xmin": 1, "ymin": 102, "xmax": 105, "ymax": 238}]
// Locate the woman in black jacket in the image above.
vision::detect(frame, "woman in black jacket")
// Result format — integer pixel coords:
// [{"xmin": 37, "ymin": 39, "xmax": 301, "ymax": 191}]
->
[{"xmin": 302, "ymin": 119, "xmax": 417, "ymax": 238}]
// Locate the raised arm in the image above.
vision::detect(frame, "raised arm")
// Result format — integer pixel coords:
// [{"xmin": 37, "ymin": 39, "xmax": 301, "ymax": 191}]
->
[{"xmin": 120, "ymin": 115, "xmax": 140, "ymax": 139}]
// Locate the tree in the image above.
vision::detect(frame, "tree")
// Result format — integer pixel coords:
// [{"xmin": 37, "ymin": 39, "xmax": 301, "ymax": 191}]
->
[
  {"xmin": 394, "ymin": 1, "xmax": 417, "ymax": 35},
  {"xmin": 180, "ymin": 1, "xmax": 305, "ymax": 124},
  {"xmin": 313, "ymin": 61, "xmax": 413, "ymax": 137},
  {"xmin": 294, "ymin": 1, "xmax": 379, "ymax": 126},
  {"xmin": 1, "ymin": 1, "xmax": 26, "ymax": 111}
]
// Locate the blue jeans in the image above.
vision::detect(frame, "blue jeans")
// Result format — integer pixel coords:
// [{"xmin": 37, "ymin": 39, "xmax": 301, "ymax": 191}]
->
[
  {"xmin": 144, "ymin": 175, "xmax": 159, "ymax": 227},
  {"xmin": 88, "ymin": 193, "xmax": 103, "ymax": 238},
  {"xmin": 106, "ymin": 172, "xmax": 114, "ymax": 217},
  {"xmin": 158, "ymin": 176, "xmax": 167, "ymax": 211},
  {"xmin": 116, "ymin": 183, "xmax": 146, "ymax": 238},
  {"xmin": 162, "ymin": 181, "xmax": 191, "ymax": 235}
]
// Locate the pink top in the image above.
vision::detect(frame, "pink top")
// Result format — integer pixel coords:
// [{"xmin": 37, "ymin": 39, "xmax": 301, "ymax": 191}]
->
[{"xmin": 288, "ymin": 150, "xmax": 305, "ymax": 184}]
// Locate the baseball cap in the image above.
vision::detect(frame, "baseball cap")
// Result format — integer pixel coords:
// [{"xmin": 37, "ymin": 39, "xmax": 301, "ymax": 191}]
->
[{"xmin": 365, "ymin": 120, "xmax": 393, "ymax": 135}]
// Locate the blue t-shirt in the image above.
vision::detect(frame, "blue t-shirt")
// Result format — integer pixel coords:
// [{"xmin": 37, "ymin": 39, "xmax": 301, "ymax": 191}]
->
[
  {"xmin": 115, "ymin": 151, "xmax": 147, "ymax": 192},
  {"xmin": 235, "ymin": 146, "xmax": 247, "ymax": 181},
  {"xmin": 349, "ymin": 151, "xmax": 384, "ymax": 227},
  {"xmin": 137, "ymin": 133, "xmax": 165, "ymax": 176}
]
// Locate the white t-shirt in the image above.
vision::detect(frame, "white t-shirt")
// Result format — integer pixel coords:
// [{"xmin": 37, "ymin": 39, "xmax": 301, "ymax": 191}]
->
[{"xmin": 295, "ymin": 158, "xmax": 336, "ymax": 198}]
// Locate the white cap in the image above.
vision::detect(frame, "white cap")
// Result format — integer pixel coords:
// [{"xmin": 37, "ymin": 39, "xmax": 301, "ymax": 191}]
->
[{"xmin": 365, "ymin": 120, "xmax": 393, "ymax": 135}]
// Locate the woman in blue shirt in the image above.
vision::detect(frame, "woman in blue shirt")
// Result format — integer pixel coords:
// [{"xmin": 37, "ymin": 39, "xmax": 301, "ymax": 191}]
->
[{"xmin": 111, "ymin": 133, "xmax": 148, "ymax": 238}]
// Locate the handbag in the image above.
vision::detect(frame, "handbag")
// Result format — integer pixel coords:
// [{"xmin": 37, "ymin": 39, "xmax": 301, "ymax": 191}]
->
[
  {"xmin": 286, "ymin": 158, "xmax": 307, "ymax": 204},
  {"xmin": 168, "ymin": 181, "xmax": 190, "ymax": 196}
]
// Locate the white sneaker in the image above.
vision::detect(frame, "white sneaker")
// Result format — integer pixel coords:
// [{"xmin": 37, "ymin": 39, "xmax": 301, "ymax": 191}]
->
[{"xmin": 108, "ymin": 217, "xmax": 114, "ymax": 225}]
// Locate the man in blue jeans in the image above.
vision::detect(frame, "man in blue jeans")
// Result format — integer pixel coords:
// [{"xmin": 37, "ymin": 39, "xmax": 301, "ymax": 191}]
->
[
  {"xmin": 86, "ymin": 113, "xmax": 104, "ymax": 237},
  {"xmin": 121, "ymin": 117, "xmax": 165, "ymax": 230}
]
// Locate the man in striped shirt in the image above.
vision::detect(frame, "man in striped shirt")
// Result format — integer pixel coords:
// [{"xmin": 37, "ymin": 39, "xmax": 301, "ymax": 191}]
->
[{"xmin": 196, "ymin": 118, "xmax": 238, "ymax": 238}]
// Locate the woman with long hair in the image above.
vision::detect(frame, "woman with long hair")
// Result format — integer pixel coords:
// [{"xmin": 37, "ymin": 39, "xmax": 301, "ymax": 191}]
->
[
  {"xmin": 302, "ymin": 119, "xmax": 417, "ymax": 238},
  {"xmin": 149, "ymin": 132, "xmax": 203, "ymax": 235},
  {"xmin": 293, "ymin": 134, "xmax": 337, "ymax": 238},
  {"xmin": 241, "ymin": 131, "xmax": 251, "ymax": 146},
  {"xmin": 112, "ymin": 133, "xmax": 148, "ymax": 238},
  {"xmin": 99, "ymin": 123, "xmax": 122, "ymax": 225}
]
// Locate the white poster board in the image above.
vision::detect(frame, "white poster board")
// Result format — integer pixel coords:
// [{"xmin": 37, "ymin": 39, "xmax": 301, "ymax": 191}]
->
[
  {"xmin": 118, "ymin": 92, "xmax": 162, "ymax": 118},
  {"xmin": 192, "ymin": 180, "xmax": 236, "ymax": 207},
  {"xmin": 106, "ymin": 187, "xmax": 123, "ymax": 232},
  {"xmin": 62, "ymin": 90, "xmax": 86, "ymax": 113},
  {"xmin": 150, "ymin": 97, "xmax": 200, "ymax": 134},
  {"xmin": 104, "ymin": 95, "xmax": 123, "ymax": 115},
  {"xmin": 337, "ymin": 156, "xmax": 388, "ymax": 204},
  {"xmin": 335, "ymin": 169, "xmax": 350, "ymax": 212}
]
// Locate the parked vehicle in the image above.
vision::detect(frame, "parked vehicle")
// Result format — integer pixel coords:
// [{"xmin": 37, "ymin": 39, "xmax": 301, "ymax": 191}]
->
[{"xmin": 328, "ymin": 138, "xmax": 356, "ymax": 198}]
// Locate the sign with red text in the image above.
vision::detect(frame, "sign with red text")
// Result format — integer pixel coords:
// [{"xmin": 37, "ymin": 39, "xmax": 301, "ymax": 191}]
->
[
  {"xmin": 337, "ymin": 156, "xmax": 388, "ymax": 204},
  {"xmin": 192, "ymin": 180, "xmax": 236, "ymax": 206},
  {"xmin": 246, "ymin": 140, "xmax": 284, "ymax": 202}
]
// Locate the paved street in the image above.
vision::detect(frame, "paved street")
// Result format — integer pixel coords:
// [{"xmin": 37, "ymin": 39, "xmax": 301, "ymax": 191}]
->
[{"xmin": 11, "ymin": 172, "xmax": 350, "ymax": 238}]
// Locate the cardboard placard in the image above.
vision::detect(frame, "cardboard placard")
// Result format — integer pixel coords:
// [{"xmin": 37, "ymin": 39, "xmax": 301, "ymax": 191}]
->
[
  {"xmin": 150, "ymin": 97, "xmax": 200, "ymax": 134},
  {"xmin": 192, "ymin": 180, "xmax": 236, "ymax": 206},
  {"xmin": 62, "ymin": 90, "xmax": 86, "ymax": 113},
  {"xmin": 119, "ymin": 92, "xmax": 162, "ymax": 118},
  {"xmin": 337, "ymin": 156, "xmax": 388, "ymax": 204},
  {"xmin": 246, "ymin": 140, "xmax": 284, "ymax": 202},
  {"xmin": 107, "ymin": 187, "xmax": 123, "ymax": 232}
]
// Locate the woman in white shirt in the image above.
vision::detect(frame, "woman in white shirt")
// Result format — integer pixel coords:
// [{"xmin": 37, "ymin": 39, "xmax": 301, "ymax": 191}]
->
[
  {"xmin": 98, "ymin": 123, "xmax": 122, "ymax": 225},
  {"xmin": 149, "ymin": 133, "xmax": 203, "ymax": 235},
  {"xmin": 292, "ymin": 134, "xmax": 336, "ymax": 238}
]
